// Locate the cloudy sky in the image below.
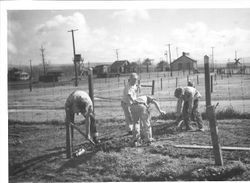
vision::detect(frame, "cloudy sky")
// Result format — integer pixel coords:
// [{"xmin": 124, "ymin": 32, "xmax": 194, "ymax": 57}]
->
[{"xmin": 7, "ymin": 6, "xmax": 250, "ymax": 66}]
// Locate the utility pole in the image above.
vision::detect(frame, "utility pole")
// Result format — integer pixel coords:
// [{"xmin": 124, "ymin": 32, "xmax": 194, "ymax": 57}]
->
[
  {"xmin": 164, "ymin": 50, "xmax": 168, "ymax": 62},
  {"xmin": 167, "ymin": 44, "xmax": 173, "ymax": 77},
  {"xmin": 211, "ymin": 46, "xmax": 214, "ymax": 72},
  {"xmin": 40, "ymin": 45, "xmax": 46, "ymax": 76},
  {"xmin": 29, "ymin": 59, "xmax": 32, "ymax": 92},
  {"xmin": 68, "ymin": 29, "xmax": 78, "ymax": 87},
  {"xmin": 176, "ymin": 47, "xmax": 179, "ymax": 58},
  {"xmin": 115, "ymin": 49, "xmax": 119, "ymax": 61}
]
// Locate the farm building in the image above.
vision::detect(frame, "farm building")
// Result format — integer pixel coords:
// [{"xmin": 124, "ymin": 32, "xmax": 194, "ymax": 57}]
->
[
  {"xmin": 171, "ymin": 52, "xmax": 198, "ymax": 73},
  {"xmin": 93, "ymin": 64, "xmax": 110, "ymax": 78},
  {"xmin": 110, "ymin": 60, "xmax": 130, "ymax": 73},
  {"xmin": 39, "ymin": 70, "xmax": 63, "ymax": 82},
  {"xmin": 8, "ymin": 68, "xmax": 30, "ymax": 81}
]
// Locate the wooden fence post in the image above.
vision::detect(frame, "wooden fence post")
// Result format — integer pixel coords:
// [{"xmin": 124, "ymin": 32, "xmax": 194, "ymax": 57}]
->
[
  {"xmin": 29, "ymin": 59, "xmax": 32, "ymax": 92},
  {"xmin": 187, "ymin": 75, "xmax": 189, "ymax": 84},
  {"xmin": 161, "ymin": 78, "xmax": 163, "ymax": 90},
  {"xmin": 176, "ymin": 77, "xmax": 178, "ymax": 88},
  {"xmin": 88, "ymin": 68, "xmax": 94, "ymax": 110},
  {"xmin": 197, "ymin": 74, "xmax": 199, "ymax": 85},
  {"xmin": 204, "ymin": 55, "xmax": 223, "ymax": 166},
  {"xmin": 151, "ymin": 80, "xmax": 155, "ymax": 95},
  {"xmin": 66, "ymin": 117, "xmax": 72, "ymax": 158},
  {"xmin": 211, "ymin": 75, "xmax": 213, "ymax": 93}
]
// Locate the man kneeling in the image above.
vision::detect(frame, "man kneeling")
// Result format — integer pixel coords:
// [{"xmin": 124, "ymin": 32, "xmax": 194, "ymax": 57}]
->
[
  {"xmin": 130, "ymin": 96, "xmax": 165, "ymax": 146},
  {"xmin": 65, "ymin": 90, "xmax": 99, "ymax": 144}
]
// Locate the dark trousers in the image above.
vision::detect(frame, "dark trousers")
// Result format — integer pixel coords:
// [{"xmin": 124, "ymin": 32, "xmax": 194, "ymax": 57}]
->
[{"xmin": 183, "ymin": 99, "xmax": 203, "ymax": 129}]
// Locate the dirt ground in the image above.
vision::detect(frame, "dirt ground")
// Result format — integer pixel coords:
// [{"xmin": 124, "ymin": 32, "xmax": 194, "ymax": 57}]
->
[{"xmin": 9, "ymin": 118, "xmax": 250, "ymax": 182}]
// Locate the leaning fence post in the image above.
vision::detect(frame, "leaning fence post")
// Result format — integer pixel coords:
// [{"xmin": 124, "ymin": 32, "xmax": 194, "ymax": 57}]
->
[
  {"xmin": 151, "ymin": 80, "xmax": 155, "ymax": 95},
  {"xmin": 66, "ymin": 117, "xmax": 72, "ymax": 158},
  {"xmin": 204, "ymin": 55, "xmax": 223, "ymax": 166},
  {"xmin": 88, "ymin": 68, "xmax": 94, "ymax": 111}
]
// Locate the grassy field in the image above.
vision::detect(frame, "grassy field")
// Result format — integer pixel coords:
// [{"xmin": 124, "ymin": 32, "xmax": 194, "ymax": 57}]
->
[
  {"xmin": 9, "ymin": 118, "xmax": 250, "ymax": 182},
  {"xmin": 8, "ymin": 72, "xmax": 250, "ymax": 122},
  {"xmin": 8, "ymin": 72, "xmax": 250, "ymax": 181}
]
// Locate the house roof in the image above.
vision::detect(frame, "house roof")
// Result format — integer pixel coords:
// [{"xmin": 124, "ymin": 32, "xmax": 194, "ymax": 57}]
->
[
  {"xmin": 171, "ymin": 54, "xmax": 197, "ymax": 65},
  {"xmin": 111, "ymin": 60, "xmax": 129, "ymax": 68}
]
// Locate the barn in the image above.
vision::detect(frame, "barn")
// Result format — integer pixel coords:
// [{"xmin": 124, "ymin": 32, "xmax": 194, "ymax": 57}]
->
[
  {"xmin": 171, "ymin": 52, "xmax": 198, "ymax": 73},
  {"xmin": 93, "ymin": 64, "xmax": 110, "ymax": 78},
  {"xmin": 110, "ymin": 60, "xmax": 130, "ymax": 73}
]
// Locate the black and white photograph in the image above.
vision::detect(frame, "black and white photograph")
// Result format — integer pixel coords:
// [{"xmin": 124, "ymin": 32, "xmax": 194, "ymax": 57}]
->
[{"xmin": 1, "ymin": 0, "xmax": 250, "ymax": 182}]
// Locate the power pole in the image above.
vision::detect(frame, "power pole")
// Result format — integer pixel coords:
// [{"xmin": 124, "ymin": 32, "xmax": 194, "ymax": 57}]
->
[
  {"xmin": 168, "ymin": 44, "xmax": 173, "ymax": 77},
  {"xmin": 68, "ymin": 29, "xmax": 78, "ymax": 86},
  {"xmin": 176, "ymin": 47, "xmax": 179, "ymax": 58},
  {"xmin": 29, "ymin": 59, "xmax": 32, "ymax": 92},
  {"xmin": 211, "ymin": 46, "xmax": 214, "ymax": 72},
  {"xmin": 164, "ymin": 50, "xmax": 168, "ymax": 62},
  {"xmin": 115, "ymin": 49, "xmax": 119, "ymax": 61},
  {"xmin": 40, "ymin": 45, "xmax": 46, "ymax": 76}
]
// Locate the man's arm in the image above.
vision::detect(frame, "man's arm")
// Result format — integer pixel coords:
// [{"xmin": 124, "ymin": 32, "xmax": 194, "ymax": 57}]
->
[
  {"xmin": 151, "ymin": 99, "xmax": 165, "ymax": 115},
  {"xmin": 176, "ymin": 98, "xmax": 183, "ymax": 117}
]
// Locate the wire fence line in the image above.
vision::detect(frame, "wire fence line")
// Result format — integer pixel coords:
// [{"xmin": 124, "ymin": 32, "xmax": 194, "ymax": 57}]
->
[{"xmin": 8, "ymin": 69, "xmax": 250, "ymax": 123}]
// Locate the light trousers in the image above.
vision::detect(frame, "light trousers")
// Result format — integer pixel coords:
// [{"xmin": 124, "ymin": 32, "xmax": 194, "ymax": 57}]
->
[
  {"xmin": 130, "ymin": 103, "xmax": 153, "ymax": 143},
  {"xmin": 121, "ymin": 101, "xmax": 133, "ymax": 132}
]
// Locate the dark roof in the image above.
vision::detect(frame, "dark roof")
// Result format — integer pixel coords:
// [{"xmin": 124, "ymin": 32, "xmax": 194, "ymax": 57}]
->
[
  {"xmin": 171, "ymin": 55, "xmax": 197, "ymax": 65},
  {"xmin": 111, "ymin": 60, "xmax": 129, "ymax": 68},
  {"xmin": 94, "ymin": 64, "xmax": 110, "ymax": 68}
]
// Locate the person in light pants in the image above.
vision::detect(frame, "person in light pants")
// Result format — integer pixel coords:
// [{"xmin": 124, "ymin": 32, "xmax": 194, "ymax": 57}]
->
[
  {"xmin": 65, "ymin": 90, "xmax": 99, "ymax": 144},
  {"xmin": 130, "ymin": 96, "xmax": 165, "ymax": 146},
  {"xmin": 121, "ymin": 73, "xmax": 140, "ymax": 134}
]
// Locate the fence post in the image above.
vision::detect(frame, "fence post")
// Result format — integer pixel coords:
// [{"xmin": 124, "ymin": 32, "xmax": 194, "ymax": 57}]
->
[
  {"xmin": 211, "ymin": 75, "xmax": 213, "ymax": 93},
  {"xmin": 161, "ymin": 78, "xmax": 163, "ymax": 90},
  {"xmin": 187, "ymin": 75, "xmax": 189, "ymax": 84},
  {"xmin": 151, "ymin": 80, "xmax": 155, "ymax": 95},
  {"xmin": 66, "ymin": 117, "xmax": 72, "ymax": 158},
  {"xmin": 197, "ymin": 74, "xmax": 199, "ymax": 85},
  {"xmin": 29, "ymin": 59, "xmax": 32, "ymax": 92},
  {"xmin": 204, "ymin": 55, "xmax": 223, "ymax": 166},
  {"xmin": 88, "ymin": 68, "xmax": 94, "ymax": 110},
  {"xmin": 176, "ymin": 77, "xmax": 178, "ymax": 88}
]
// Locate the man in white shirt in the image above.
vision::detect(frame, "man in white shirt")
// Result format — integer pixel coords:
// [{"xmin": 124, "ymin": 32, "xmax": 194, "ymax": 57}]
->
[
  {"xmin": 130, "ymin": 96, "xmax": 165, "ymax": 146},
  {"xmin": 121, "ymin": 73, "xmax": 140, "ymax": 135},
  {"xmin": 174, "ymin": 86, "xmax": 204, "ymax": 131},
  {"xmin": 65, "ymin": 90, "xmax": 99, "ymax": 144}
]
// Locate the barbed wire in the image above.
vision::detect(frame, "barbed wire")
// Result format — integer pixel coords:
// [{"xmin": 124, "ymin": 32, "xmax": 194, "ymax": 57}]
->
[{"xmin": 8, "ymin": 68, "xmax": 250, "ymax": 123}]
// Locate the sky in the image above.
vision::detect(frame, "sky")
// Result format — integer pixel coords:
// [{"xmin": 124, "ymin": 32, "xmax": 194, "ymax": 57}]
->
[{"xmin": 5, "ymin": 3, "xmax": 250, "ymax": 66}]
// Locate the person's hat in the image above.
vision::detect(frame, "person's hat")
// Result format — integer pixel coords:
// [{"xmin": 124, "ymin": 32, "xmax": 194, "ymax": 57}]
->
[
  {"xmin": 129, "ymin": 73, "xmax": 138, "ymax": 80},
  {"xmin": 174, "ymin": 87, "xmax": 184, "ymax": 98}
]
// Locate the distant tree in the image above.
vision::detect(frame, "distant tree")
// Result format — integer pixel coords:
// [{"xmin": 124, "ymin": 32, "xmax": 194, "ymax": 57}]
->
[
  {"xmin": 157, "ymin": 60, "xmax": 169, "ymax": 72},
  {"xmin": 142, "ymin": 58, "xmax": 153, "ymax": 72},
  {"xmin": 129, "ymin": 62, "xmax": 139, "ymax": 73}
]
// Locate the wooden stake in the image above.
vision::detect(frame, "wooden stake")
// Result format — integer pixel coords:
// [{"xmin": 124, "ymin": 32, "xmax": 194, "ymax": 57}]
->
[{"xmin": 204, "ymin": 55, "xmax": 223, "ymax": 166}]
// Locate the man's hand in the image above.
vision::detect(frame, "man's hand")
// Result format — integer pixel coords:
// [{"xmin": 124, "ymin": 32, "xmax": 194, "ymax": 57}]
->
[{"xmin": 160, "ymin": 110, "xmax": 166, "ymax": 116}]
